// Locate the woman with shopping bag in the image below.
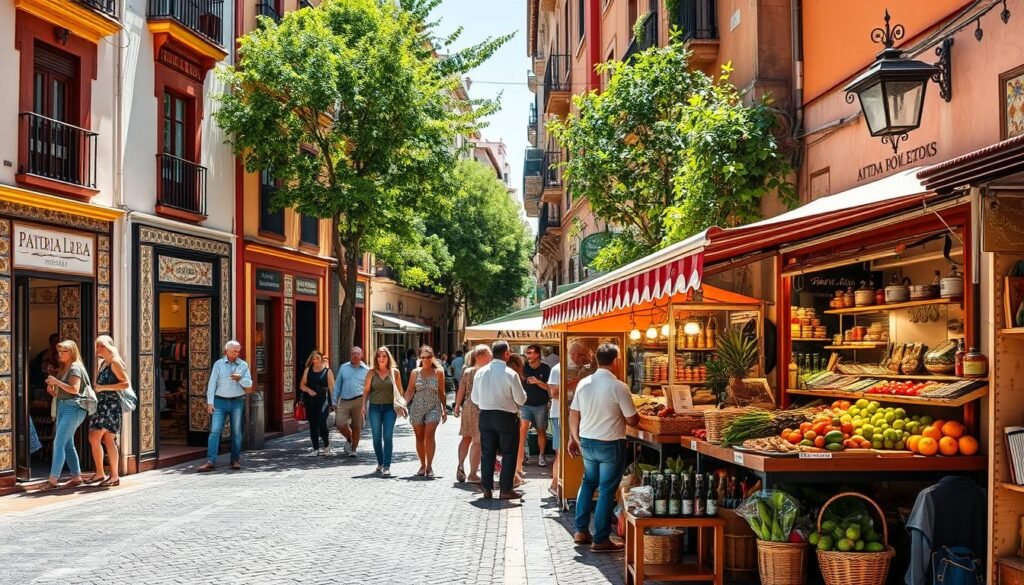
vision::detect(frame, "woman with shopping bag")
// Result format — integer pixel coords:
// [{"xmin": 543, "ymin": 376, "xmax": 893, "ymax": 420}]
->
[{"xmin": 85, "ymin": 335, "xmax": 133, "ymax": 487}]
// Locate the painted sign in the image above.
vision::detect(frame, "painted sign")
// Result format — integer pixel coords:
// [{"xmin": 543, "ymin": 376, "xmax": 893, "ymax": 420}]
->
[
  {"xmin": 856, "ymin": 141, "xmax": 939, "ymax": 182},
  {"xmin": 493, "ymin": 329, "xmax": 561, "ymax": 341},
  {"xmin": 295, "ymin": 276, "xmax": 318, "ymax": 297},
  {"xmin": 255, "ymin": 269, "xmax": 283, "ymax": 292},
  {"xmin": 355, "ymin": 282, "xmax": 365, "ymax": 304},
  {"xmin": 13, "ymin": 223, "xmax": 94, "ymax": 276},
  {"xmin": 580, "ymin": 232, "xmax": 614, "ymax": 267},
  {"xmin": 158, "ymin": 256, "xmax": 214, "ymax": 287}
]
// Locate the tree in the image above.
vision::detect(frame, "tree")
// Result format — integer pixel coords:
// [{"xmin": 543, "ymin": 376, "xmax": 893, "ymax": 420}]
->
[
  {"xmin": 547, "ymin": 40, "xmax": 795, "ymax": 272},
  {"xmin": 422, "ymin": 159, "xmax": 533, "ymax": 334},
  {"xmin": 215, "ymin": 0, "xmax": 509, "ymax": 354}
]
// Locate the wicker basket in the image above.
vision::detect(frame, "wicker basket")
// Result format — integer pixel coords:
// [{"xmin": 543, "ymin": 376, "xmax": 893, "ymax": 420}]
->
[
  {"xmin": 703, "ymin": 407, "xmax": 756, "ymax": 444},
  {"xmin": 643, "ymin": 528, "xmax": 682, "ymax": 564},
  {"xmin": 636, "ymin": 411, "xmax": 705, "ymax": 435},
  {"xmin": 720, "ymin": 508, "xmax": 758, "ymax": 581},
  {"xmin": 816, "ymin": 493, "xmax": 895, "ymax": 585},
  {"xmin": 757, "ymin": 540, "xmax": 809, "ymax": 585}
]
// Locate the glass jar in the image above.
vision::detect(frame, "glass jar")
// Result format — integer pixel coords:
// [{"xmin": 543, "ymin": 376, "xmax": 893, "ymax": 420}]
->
[{"xmin": 962, "ymin": 348, "xmax": 988, "ymax": 379}]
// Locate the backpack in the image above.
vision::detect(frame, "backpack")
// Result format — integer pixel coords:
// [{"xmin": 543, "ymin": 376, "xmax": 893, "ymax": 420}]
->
[{"xmin": 932, "ymin": 546, "xmax": 984, "ymax": 585}]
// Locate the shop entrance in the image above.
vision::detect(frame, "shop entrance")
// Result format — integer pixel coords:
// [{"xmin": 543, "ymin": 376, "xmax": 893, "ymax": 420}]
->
[
  {"xmin": 294, "ymin": 300, "xmax": 317, "ymax": 383},
  {"xmin": 255, "ymin": 299, "xmax": 280, "ymax": 433},
  {"xmin": 14, "ymin": 277, "xmax": 92, "ymax": 482},
  {"xmin": 156, "ymin": 291, "xmax": 213, "ymax": 450}
]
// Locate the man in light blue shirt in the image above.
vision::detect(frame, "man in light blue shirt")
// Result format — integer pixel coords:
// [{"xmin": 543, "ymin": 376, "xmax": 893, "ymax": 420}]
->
[
  {"xmin": 198, "ymin": 341, "xmax": 253, "ymax": 472},
  {"xmin": 451, "ymin": 350, "xmax": 465, "ymax": 381},
  {"xmin": 334, "ymin": 347, "xmax": 369, "ymax": 456}
]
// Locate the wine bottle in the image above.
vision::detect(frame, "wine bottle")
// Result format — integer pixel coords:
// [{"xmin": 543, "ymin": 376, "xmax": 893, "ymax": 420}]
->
[
  {"xmin": 681, "ymin": 474, "xmax": 694, "ymax": 517},
  {"xmin": 653, "ymin": 474, "xmax": 667, "ymax": 517},
  {"xmin": 694, "ymin": 474, "xmax": 706, "ymax": 517},
  {"xmin": 668, "ymin": 474, "xmax": 680, "ymax": 517},
  {"xmin": 705, "ymin": 474, "xmax": 718, "ymax": 516}
]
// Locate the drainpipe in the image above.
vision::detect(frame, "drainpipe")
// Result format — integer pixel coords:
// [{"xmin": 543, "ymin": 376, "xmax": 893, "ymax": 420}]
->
[
  {"xmin": 114, "ymin": 0, "xmax": 131, "ymax": 477},
  {"xmin": 790, "ymin": 0, "xmax": 804, "ymax": 170},
  {"xmin": 588, "ymin": 0, "xmax": 601, "ymax": 90},
  {"xmin": 234, "ymin": 0, "xmax": 246, "ymax": 349}
]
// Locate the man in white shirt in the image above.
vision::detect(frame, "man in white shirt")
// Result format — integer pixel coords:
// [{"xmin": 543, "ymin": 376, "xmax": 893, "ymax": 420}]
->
[
  {"xmin": 568, "ymin": 343, "xmax": 638, "ymax": 553},
  {"xmin": 472, "ymin": 340, "xmax": 527, "ymax": 500},
  {"xmin": 546, "ymin": 362, "xmax": 561, "ymax": 496}
]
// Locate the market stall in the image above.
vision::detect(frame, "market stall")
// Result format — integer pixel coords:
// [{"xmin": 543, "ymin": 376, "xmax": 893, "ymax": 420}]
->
[{"xmin": 463, "ymin": 305, "xmax": 561, "ymax": 346}]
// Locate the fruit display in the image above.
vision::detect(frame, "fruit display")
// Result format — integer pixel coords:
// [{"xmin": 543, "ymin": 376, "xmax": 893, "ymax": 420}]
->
[
  {"xmin": 721, "ymin": 409, "xmax": 817, "ymax": 446},
  {"xmin": 633, "ymin": 395, "xmax": 677, "ymax": 417},
  {"xmin": 737, "ymin": 490, "xmax": 800, "ymax": 542},
  {"xmin": 809, "ymin": 515, "xmax": 886, "ymax": 553},
  {"xmin": 801, "ymin": 371, "xmax": 985, "ymax": 401}
]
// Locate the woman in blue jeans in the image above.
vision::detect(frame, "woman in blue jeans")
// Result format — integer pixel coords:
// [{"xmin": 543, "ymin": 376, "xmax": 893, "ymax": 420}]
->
[
  {"xmin": 361, "ymin": 346, "xmax": 407, "ymax": 477},
  {"xmin": 40, "ymin": 340, "xmax": 91, "ymax": 491}
]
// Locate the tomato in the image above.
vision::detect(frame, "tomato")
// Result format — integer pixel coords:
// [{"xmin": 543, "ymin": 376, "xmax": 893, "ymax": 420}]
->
[
  {"xmin": 781, "ymin": 428, "xmax": 793, "ymax": 439},
  {"xmin": 800, "ymin": 422, "xmax": 813, "ymax": 433},
  {"xmin": 812, "ymin": 421, "xmax": 830, "ymax": 436},
  {"xmin": 841, "ymin": 422, "xmax": 854, "ymax": 435},
  {"xmin": 813, "ymin": 436, "xmax": 826, "ymax": 448},
  {"xmin": 788, "ymin": 431, "xmax": 803, "ymax": 444}
]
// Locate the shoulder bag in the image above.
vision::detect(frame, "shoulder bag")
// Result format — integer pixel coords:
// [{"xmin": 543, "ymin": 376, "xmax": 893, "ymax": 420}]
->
[
  {"xmin": 105, "ymin": 361, "xmax": 138, "ymax": 412},
  {"xmin": 931, "ymin": 546, "xmax": 984, "ymax": 585},
  {"xmin": 76, "ymin": 367, "xmax": 99, "ymax": 416}
]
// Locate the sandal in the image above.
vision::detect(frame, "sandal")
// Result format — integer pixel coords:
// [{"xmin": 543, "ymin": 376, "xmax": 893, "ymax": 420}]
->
[
  {"xmin": 467, "ymin": 476, "xmax": 482, "ymax": 484},
  {"xmin": 37, "ymin": 481, "xmax": 61, "ymax": 492},
  {"xmin": 415, "ymin": 467, "xmax": 426, "ymax": 477},
  {"xmin": 84, "ymin": 474, "xmax": 107, "ymax": 484},
  {"xmin": 426, "ymin": 468, "xmax": 435, "ymax": 478},
  {"xmin": 99, "ymin": 478, "xmax": 120, "ymax": 487},
  {"xmin": 456, "ymin": 467, "xmax": 466, "ymax": 482},
  {"xmin": 64, "ymin": 478, "xmax": 84, "ymax": 488}
]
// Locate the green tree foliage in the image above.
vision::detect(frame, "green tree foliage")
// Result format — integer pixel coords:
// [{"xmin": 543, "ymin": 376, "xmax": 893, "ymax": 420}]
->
[
  {"xmin": 214, "ymin": 0, "xmax": 509, "ymax": 353},
  {"xmin": 425, "ymin": 160, "xmax": 534, "ymax": 326},
  {"xmin": 547, "ymin": 41, "xmax": 795, "ymax": 272}
]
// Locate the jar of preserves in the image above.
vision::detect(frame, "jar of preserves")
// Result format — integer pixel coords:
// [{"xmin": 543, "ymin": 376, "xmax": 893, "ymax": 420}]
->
[{"xmin": 962, "ymin": 348, "xmax": 988, "ymax": 378}]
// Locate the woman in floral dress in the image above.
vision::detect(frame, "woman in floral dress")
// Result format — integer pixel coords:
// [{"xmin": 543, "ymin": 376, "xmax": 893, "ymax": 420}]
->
[{"xmin": 86, "ymin": 335, "xmax": 130, "ymax": 487}]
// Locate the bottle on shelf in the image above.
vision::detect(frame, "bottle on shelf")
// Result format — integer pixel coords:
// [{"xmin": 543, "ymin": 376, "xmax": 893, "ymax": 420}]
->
[
  {"xmin": 788, "ymin": 358, "xmax": 798, "ymax": 389},
  {"xmin": 954, "ymin": 338, "xmax": 966, "ymax": 377},
  {"xmin": 706, "ymin": 474, "xmax": 718, "ymax": 516},
  {"xmin": 668, "ymin": 474, "xmax": 681, "ymax": 517},
  {"xmin": 653, "ymin": 474, "xmax": 668, "ymax": 517},
  {"xmin": 694, "ymin": 474, "xmax": 706, "ymax": 517},
  {"xmin": 707, "ymin": 317, "xmax": 717, "ymax": 348},
  {"xmin": 681, "ymin": 474, "xmax": 694, "ymax": 517}
]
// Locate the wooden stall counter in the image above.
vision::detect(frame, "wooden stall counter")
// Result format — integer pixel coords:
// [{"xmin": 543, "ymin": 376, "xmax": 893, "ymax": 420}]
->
[{"xmin": 624, "ymin": 512, "xmax": 725, "ymax": 585}]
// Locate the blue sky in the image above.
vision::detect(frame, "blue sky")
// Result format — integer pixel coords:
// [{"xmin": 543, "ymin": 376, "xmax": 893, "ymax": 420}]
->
[{"xmin": 432, "ymin": 0, "xmax": 533, "ymax": 227}]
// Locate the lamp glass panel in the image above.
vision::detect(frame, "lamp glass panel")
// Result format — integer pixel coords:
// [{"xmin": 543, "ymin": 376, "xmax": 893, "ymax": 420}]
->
[
  {"xmin": 857, "ymin": 81, "xmax": 887, "ymax": 135},
  {"xmin": 884, "ymin": 80, "xmax": 926, "ymax": 130}
]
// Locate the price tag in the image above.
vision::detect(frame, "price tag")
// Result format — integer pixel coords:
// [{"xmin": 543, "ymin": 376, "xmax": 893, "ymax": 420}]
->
[
  {"xmin": 799, "ymin": 452, "xmax": 833, "ymax": 459},
  {"xmin": 733, "ymin": 452, "xmax": 745, "ymax": 465},
  {"xmin": 690, "ymin": 440, "xmax": 698, "ymax": 451}
]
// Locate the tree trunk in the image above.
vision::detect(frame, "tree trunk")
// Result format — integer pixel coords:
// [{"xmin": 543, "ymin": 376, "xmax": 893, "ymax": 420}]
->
[{"xmin": 336, "ymin": 228, "xmax": 360, "ymax": 358}]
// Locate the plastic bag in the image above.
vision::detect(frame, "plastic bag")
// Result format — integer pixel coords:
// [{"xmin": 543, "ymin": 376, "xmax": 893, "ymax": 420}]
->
[
  {"xmin": 737, "ymin": 490, "xmax": 800, "ymax": 542},
  {"xmin": 626, "ymin": 486, "xmax": 654, "ymax": 518}
]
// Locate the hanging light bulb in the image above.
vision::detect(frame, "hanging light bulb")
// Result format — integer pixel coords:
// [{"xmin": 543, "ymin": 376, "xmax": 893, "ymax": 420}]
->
[
  {"xmin": 660, "ymin": 323, "xmax": 670, "ymax": 337},
  {"xmin": 629, "ymin": 328, "xmax": 642, "ymax": 341},
  {"xmin": 645, "ymin": 326, "xmax": 658, "ymax": 340},
  {"xmin": 683, "ymin": 320, "xmax": 701, "ymax": 336},
  {"xmin": 170, "ymin": 296, "xmax": 180, "ymax": 313}
]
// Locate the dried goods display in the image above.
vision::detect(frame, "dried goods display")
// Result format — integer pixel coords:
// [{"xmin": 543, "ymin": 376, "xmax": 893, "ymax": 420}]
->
[{"xmin": 798, "ymin": 371, "xmax": 986, "ymax": 400}]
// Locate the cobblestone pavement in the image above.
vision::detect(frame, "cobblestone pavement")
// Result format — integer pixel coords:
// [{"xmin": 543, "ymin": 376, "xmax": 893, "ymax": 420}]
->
[{"xmin": 0, "ymin": 416, "xmax": 623, "ymax": 585}]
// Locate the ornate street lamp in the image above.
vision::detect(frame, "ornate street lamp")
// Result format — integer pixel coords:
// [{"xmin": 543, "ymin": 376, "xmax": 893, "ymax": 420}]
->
[{"xmin": 844, "ymin": 11, "xmax": 952, "ymax": 153}]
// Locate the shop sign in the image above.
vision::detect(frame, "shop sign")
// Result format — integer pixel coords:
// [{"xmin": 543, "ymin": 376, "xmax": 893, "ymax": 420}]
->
[
  {"xmin": 856, "ymin": 141, "xmax": 938, "ymax": 182},
  {"xmin": 295, "ymin": 277, "xmax": 318, "ymax": 296},
  {"xmin": 494, "ymin": 329, "xmax": 561, "ymax": 341},
  {"xmin": 158, "ymin": 256, "xmax": 214, "ymax": 287},
  {"xmin": 580, "ymin": 232, "xmax": 614, "ymax": 268},
  {"xmin": 792, "ymin": 266, "xmax": 882, "ymax": 309},
  {"xmin": 13, "ymin": 223, "xmax": 94, "ymax": 277},
  {"xmin": 355, "ymin": 282, "xmax": 365, "ymax": 304},
  {"xmin": 983, "ymin": 197, "xmax": 1024, "ymax": 252},
  {"xmin": 255, "ymin": 269, "xmax": 282, "ymax": 292}
]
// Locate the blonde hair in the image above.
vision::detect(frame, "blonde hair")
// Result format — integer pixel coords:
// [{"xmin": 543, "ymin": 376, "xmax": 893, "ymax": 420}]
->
[
  {"xmin": 373, "ymin": 346, "xmax": 397, "ymax": 373},
  {"xmin": 56, "ymin": 339, "xmax": 86, "ymax": 377},
  {"xmin": 95, "ymin": 335, "xmax": 122, "ymax": 364},
  {"xmin": 305, "ymin": 350, "xmax": 324, "ymax": 369},
  {"xmin": 467, "ymin": 344, "xmax": 490, "ymax": 368}
]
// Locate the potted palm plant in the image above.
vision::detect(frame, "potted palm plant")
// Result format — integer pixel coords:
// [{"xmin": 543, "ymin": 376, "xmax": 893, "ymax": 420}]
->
[{"xmin": 716, "ymin": 326, "xmax": 758, "ymax": 397}]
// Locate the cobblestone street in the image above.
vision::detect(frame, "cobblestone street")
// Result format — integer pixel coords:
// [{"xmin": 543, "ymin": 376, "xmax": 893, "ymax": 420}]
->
[{"xmin": 0, "ymin": 418, "xmax": 622, "ymax": 585}]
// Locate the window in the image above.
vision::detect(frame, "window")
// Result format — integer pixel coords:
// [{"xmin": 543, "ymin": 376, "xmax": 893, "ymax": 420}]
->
[
  {"xmin": 300, "ymin": 214, "xmax": 319, "ymax": 246},
  {"xmin": 162, "ymin": 90, "xmax": 190, "ymax": 160},
  {"xmin": 33, "ymin": 43, "xmax": 75, "ymax": 122},
  {"xmin": 259, "ymin": 169, "xmax": 285, "ymax": 236},
  {"xmin": 577, "ymin": 0, "xmax": 585, "ymax": 42},
  {"xmin": 628, "ymin": 0, "xmax": 638, "ymax": 35},
  {"xmin": 568, "ymin": 256, "xmax": 577, "ymax": 283},
  {"xmin": 28, "ymin": 43, "xmax": 84, "ymax": 185}
]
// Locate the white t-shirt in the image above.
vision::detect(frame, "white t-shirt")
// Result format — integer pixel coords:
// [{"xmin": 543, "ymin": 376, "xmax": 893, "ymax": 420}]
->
[
  {"xmin": 570, "ymin": 368, "xmax": 637, "ymax": 441},
  {"xmin": 548, "ymin": 363, "xmax": 560, "ymax": 419}
]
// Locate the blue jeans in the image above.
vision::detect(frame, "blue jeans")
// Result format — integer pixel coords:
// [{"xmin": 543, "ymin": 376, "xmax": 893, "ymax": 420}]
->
[
  {"xmin": 51, "ymin": 400, "xmax": 87, "ymax": 478},
  {"xmin": 367, "ymin": 403, "xmax": 397, "ymax": 467},
  {"xmin": 207, "ymin": 397, "xmax": 244, "ymax": 464},
  {"xmin": 574, "ymin": 437, "xmax": 625, "ymax": 544}
]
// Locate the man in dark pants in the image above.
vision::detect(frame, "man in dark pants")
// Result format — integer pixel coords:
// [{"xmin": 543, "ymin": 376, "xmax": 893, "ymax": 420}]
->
[{"xmin": 472, "ymin": 340, "xmax": 527, "ymax": 500}]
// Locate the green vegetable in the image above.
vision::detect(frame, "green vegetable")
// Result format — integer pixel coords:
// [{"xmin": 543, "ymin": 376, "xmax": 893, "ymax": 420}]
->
[
  {"xmin": 757, "ymin": 500, "xmax": 773, "ymax": 527},
  {"xmin": 809, "ymin": 532, "xmax": 821, "ymax": 546},
  {"xmin": 865, "ymin": 542, "xmax": 885, "ymax": 552},
  {"xmin": 818, "ymin": 536, "xmax": 834, "ymax": 551}
]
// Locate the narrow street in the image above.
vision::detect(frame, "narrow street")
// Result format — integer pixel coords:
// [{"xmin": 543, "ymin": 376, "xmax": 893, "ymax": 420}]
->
[{"xmin": 0, "ymin": 420, "xmax": 621, "ymax": 585}]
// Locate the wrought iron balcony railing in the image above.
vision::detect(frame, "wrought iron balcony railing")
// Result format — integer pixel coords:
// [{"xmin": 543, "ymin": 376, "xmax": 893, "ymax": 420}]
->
[
  {"xmin": 624, "ymin": 10, "xmax": 659, "ymax": 62},
  {"xmin": 157, "ymin": 153, "xmax": 207, "ymax": 216},
  {"xmin": 19, "ymin": 112, "xmax": 98, "ymax": 189},
  {"xmin": 256, "ymin": 0, "xmax": 281, "ymax": 23},
  {"xmin": 543, "ymin": 53, "xmax": 571, "ymax": 95},
  {"xmin": 75, "ymin": 0, "xmax": 117, "ymax": 17},
  {"xmin": 678, "ymin": 0, "xmax": 718, "ymax": 41},
  {"xmin": 148, "ymin": 0, "xmax": 224, "ymax": 46},
  {"xmin": 538, "ymin": 203, "xmax": 562, "ymax": 239},
  {"xmin": 543, "ymin": 150, "xmax": 563, "ymax": 189}
]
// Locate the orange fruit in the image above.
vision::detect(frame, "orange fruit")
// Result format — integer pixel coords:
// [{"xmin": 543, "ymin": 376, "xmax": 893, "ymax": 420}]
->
[
  {"xmin": 917, "ymin": 437, "xmax": 939, "ymax": 456},
  {"xmin": 804, "ymin": 430, "xmax": 817, "ymax": 441},
  {"xmin": 938, "ymin": 436, "xmax": 959, "ymax": 456},
  {"xmin": 932, "ymin": 420, "xmax": 947, "ymax": 432},
  {"xmin": 814, "ymin": 436, "xmax": 826, "ymax": 449},
  {"xmin": 800, "ymin": 422, "xmax": 813, "ymax": 433},
  {"xmin": 922, "ymin": 425, "xmax": 943, "ymax": 441},
  {"xmin": 941, "ymin": 421, "xmax": 965, "ymax": 439},
  {"xmin": 907, "ymin": 436, "xmax": 922, "ymax": 453},
  {"xmin": 788, "ymin": 431, "xmax": 803, "ymax": 444},
  {"xmin": 958, "ymin": 435, "xmax": 979, "ymax": 456}
]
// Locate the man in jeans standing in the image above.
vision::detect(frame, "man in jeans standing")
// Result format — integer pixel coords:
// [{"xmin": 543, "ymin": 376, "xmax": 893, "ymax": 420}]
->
[
  {"xmin": 518, "ymin": 344, "xmax": 552, "ymax": 468},
  {"xmin": 198, "ymin": 341, "xmax": 253, "ymax": 472},
  {"xmin": 472, "ymin": 340, "xmax": 527, "ymax": 500},
  {"xmin": 567, "ymin": 343, "xmax": 638, "ymax": 552},
  {"xmin": 334, "ymin": 347, "xmax": 369, "ymax": 457}
]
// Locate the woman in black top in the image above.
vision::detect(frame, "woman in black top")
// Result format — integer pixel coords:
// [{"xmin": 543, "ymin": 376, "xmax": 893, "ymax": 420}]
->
[{"xmin": 299, "ymin": 350, "xmax": 336, "ymax": 456}]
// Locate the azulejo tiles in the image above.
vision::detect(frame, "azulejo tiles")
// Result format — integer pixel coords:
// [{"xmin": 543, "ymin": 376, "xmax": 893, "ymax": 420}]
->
[
  {"xmin": 139, "ymin": 246, "xmax": 154, "ymax": 354},
  {"xmin": 159, "ymin": 256, "xmax": 214, "ymax": 287},
  {"xmin": 139, "ymin": 226, "xmax": 230, "ymax": 257},
  {"xmin": 0, "ymin": 377, "xmax": 11, "ymax": 430},
  {"xmin": 139, "ymin": 354, "xmax": 155, "ymax": 453}
]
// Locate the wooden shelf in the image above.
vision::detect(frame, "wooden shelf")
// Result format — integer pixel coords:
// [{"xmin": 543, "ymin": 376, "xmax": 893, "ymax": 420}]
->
[
  {"xmin": 834, "ymin": 372, "xmax": 968, "ymax": 381},
  {"xmin": 999, "ymin": 482, "xmax": 1024, "ymax": 494},
  {"xmin": 1000, "ymin": 327, "xmax": 1024, "ymax": 335},
  {"xmin": 825, "ymin": 343, "xmax": 887, "ymax": 350},
  {"xmin": 792, "ymin": 338, "xmax": 831, "ymax": 342},
  {"xmin": 786, "ymin": 385, "xmax": 988, "ymax": 408},
  {"xmin": 627, "ymin": 426, "xmax": 687, "ymax": 445},
  {"xmin": 675, "ymin": 347, "xmax": 716, "ymax": 352},
  {"xmin": 824, "ymin": 297, "xmax": 961, "ymax": 316}
]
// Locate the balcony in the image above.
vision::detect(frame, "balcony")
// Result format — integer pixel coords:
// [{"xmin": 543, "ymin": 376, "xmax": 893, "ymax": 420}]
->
[
  {"xmin": 541, "ymin": 150, "xmax": 563, "ymax": 204},
  {"xmin": 527, "ymin": 102, "xmax": 539, "ymax": 147},
  {"xmin": 678, "ymin": 0, "xmax": 719, "ymax": 68},
  {"xmin": 14, "ymin": 0, "xmax": 121, "ymax": 42},
  {"xmin": 536, "ymin": 203, "xmax": 562, "ymax": 259},
  {"xmin": 522, "ymin": 147, "xmax": 544, "ymax": 217},
  {"xmin": 256, "ymin": 0, "xmax": 281, "ymax": 24},
  {"xmin": 624, "ymin": 10, "xmax": 659, "ymax": 62},
  {"xmin": 299, "ymin": 0, "xmax": 314, "ymax": 8},
  {"xmin": 147, "ymin": 0, "xmax": 227, "ymax": 67},
  {"xmin": 156, "ymin": 153, "xmax": 207, "ymax": 222},
  {"xmin": 17, "ymin": 112, "xmax": 99, "ymax": 199},
  {"xmin": 543, "ymin": 53, "xmax": 571, "ymax": 117}
]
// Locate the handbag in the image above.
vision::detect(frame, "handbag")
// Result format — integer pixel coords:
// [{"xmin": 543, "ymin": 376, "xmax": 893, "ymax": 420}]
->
[
  {"xmin": 78, "ymin": 369, "xmax": 98, "ymax": 416},
  {"xmin": 119, "ymin": 385, "xmax": 138, "ymax": 412},
  {"xmin": 931, "ymin": 546, "xmax": 984, "ymax": 585},
  {"xmin": 294, "ymin": 400, "xmax": 307, "ymax": 422}
]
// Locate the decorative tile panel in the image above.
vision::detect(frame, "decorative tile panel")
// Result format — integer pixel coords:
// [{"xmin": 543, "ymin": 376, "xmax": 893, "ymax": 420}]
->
[
  {"xmin": 188, "ymin": 297, "xmax": 212, "ymax": 432},
  {"xmin": 139, "ymin": 246, "xmax": 154, "ymax": 354},
  {"xmin": 57, "ymin": 286, "xmax": 81, "ymax": 345},
  {"xmin": 0, "ymin": 431, "xmax": 11, "ymax": 471},
  {"xmin": 0, "ymin": 277, "xmax": 10, "ymax": 332},
  {"xmin": 0, "ymin": 378, "xmax": 10, "ymax": 430},
  {"xmin": 190, "ymin": 370, "xmax": 211, "ymax": 397},
  {"xmin": 97, "ymin": 286, "xmax": 110, "ymax": 335},
  {"xmin": 97, "ymin": 235, "xmax": 110, "ymax": 285},
  {"xmin": 0, "ymin": 200, "xmax": 109, "ymax": 233},
  {"xmin": 190, "ymin": 397, "xmax": 211, "ymax": 432},
  {"xmin": 139, "ymin": 226, "xmax": 231, "ymax": 257},
  {"xmin": 0, "ymin": 221, "xmax": 10, "ymax": 276},
  {"xmin": 1005, "ymin": 67, "xmax": 1024, "ymax": 139},
  {"xmin": 284, "ymin": 274, "xmax": 294, "ymax": 299},
  {"xmin": 0, "ymin": 335, "xmax": 10, "ymax": 376},
  {"xmin": 139, "ymin": 354, "xmax": 155, "ymax": 453},
  {"xmin": 220, "ymin": 258, "xmax": 230, "ymax": 347},
  {"xmin": 158, "ymin": 256, "xmax": 214, "ymax": 287}
]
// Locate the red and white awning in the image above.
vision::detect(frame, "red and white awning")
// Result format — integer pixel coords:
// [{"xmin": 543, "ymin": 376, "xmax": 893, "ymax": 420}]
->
[{"xmin": 541, "ymin": 233, "xmax": 707, "ymax": 327}]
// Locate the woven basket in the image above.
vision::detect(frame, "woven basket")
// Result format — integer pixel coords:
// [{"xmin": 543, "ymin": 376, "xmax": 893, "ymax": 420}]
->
[
  {"xmin": 644, "ymin": 528, "xmax": 682, "ymax": 564},
  {"xmin": 816, "ymin": 493, "xmax": 895, "ymax": 585},
  {"xmin": 757, "ymin": 540, "xmax": 808, "ymax": 585},
  {"xmin": 636, "ymin": 411, "xmax": 705, "ymax": 435},
  {"xmin": 703, "ymin": 407, "xmax": 756, "ymax": 444},
  {"xmin": 721, "ymin": 508, "xmax": 758, "ymax": 581}
]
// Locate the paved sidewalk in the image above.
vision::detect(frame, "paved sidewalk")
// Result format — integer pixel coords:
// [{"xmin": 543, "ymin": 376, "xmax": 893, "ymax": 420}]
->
[{"xmin": 0, "ymin": 416, "xmax": 623, "ymax": 585}]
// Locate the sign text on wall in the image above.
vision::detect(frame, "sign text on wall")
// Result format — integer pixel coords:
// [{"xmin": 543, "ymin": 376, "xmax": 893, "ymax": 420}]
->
[
  {"xmin": 13, "ymin": 223, "xmax": 95, "ymax": 277},
  {"xmin": 857, "ymin": 141, "xmax": 938, "ymax": 182}
]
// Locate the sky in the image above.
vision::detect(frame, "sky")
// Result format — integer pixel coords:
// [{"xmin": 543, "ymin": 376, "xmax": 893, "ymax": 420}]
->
[{"xmin": 432, "ymin": 0, "xmax": 534, "ymax": 230}]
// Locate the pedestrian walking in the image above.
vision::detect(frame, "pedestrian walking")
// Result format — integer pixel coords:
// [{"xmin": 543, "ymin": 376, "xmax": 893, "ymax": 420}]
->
[
  {"xmin": 404, "ymin": 345, "xmax": 446, "ymax": 477},
  {"xmin": 333, "ymin": 347, "xmax": 369, "ymax": 457},
  {"xmin": 299, "ymin": 350, "xmax": 335, "ymax": 456},
  {"xmin": 567, "ymin": 343, "xmax": 638, "ymax": 553},
  {"xmin": 451, "ymin": 350, "xmax": 465, "ymax": 380},
  {"xmin": 39, "ymin": 340, "xmax": 93, "ymax": 491},
  {"xmin": 361, "ymin": 346, "xmax": 407, "ymax": 477},
  {"xmin": 472, "ymin": 340, "xmax": 527, "ymax": 500},
  {"xmin": 86, "ymin": 335, "xmax": 131, "ymax": 487},
  {"xmin": 197, "ymin": 341, "xmax": 253, "ymax": 472},
  {"xmin": 547, "ymin": 361, "xmax": 561, "ymax": 497},
  {"xmin": 518, "ymin": 344, "xmax": 552, "ymax": 470},
  {"xmin": 454, "ymin": 344, "xmax": 490, "ymax": 483}
]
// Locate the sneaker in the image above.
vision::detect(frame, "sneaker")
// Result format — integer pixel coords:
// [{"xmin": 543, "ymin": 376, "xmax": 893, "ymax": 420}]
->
[
  {"xmin": 375, "ymin": 465, "xmax": 383, "ymax": 474},
  {"xmin": 348, "ymin": 447, "xmax": 357, "ymax": 458},
  {"xmin": 381, "ymin": 467, "xmax": 391, "ymax": 477},
  {"xmin": 304, "ymin": 448, "xmax": 320, "ymax": 457},
  {"xmin": 322, "ymin": 446, "xmax": 333, "ymax": 456},
  {"xmin": 538, "ymin": 454, "xmax": 548, "ymax": 467}
]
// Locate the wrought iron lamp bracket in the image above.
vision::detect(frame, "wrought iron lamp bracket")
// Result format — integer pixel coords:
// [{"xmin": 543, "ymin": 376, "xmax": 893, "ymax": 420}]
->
[{"xmin": 932, "ymin": 38, "xmax": 953, "ymax": 102}]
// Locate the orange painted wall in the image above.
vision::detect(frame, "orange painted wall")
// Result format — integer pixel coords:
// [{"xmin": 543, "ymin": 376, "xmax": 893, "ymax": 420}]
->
[{"xmin": 802, "ymin": 0, "xmax": 971, "ymax": 103}]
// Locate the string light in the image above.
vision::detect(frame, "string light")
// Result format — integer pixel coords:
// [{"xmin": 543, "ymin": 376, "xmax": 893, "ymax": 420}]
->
[{"xmin": 683, "ymin": 320, "xmax": 701, "ymax": 336}]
